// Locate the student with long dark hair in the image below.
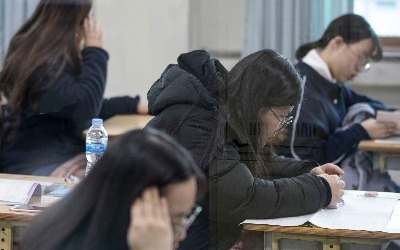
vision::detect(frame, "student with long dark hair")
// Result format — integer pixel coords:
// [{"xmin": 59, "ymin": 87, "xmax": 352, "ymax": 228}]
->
[
  {"xmin": 21, "ymin": 128, "xmax": 206, "ymax": 250},
  {"xmin": 0, "ymin": 0, "xmax": 147, "ymax": 178},
  {"xmin": 275, "ymin": 14, "xmax": 399, "ymax": 192},
  {"xmin": 146, "ymin": 49, "xmax": 345, "ymax": 250}
]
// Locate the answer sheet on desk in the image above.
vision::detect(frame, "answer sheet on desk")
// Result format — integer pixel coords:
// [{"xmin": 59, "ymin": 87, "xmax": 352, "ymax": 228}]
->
[
  {"xmin": 243, "ymin": 213, "xmax": 314, "ymax": 227},
  {"xmin": 309, "ymin": 193, "xmax": 398, "ymax": 232},
  {"xmin": 375, "ymin": 135, "xmax": 400, "ymax": 144},
  {"xmin": 376, "ymin": 111, "xmax": 400, "ymax": 135},
  {"xmin": 242, "ymin": 191, "xmax": 400, "ymax": 232},
  {"xmin": 0, "ymin": 179, "xmax": 39, "ymax": 204},
  {"xmin": 386, "ymin": 201, "xmax": 400, "ymax": 233}
]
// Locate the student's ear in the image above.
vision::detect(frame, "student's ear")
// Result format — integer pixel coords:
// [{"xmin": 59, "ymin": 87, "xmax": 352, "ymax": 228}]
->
[{"xmin": 328, "ymin": 36, "xmax": 345, "ymax": 50}]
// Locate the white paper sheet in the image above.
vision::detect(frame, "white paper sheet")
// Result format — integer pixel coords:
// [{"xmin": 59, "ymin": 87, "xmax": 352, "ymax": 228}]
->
[
  {"xmin": 242, "ymin": 191, "xmax": 400, "ymax": 233},
  {"xmin": 309, "ymin": 194, "xmax": 398, "ymax": 231},
  {"xmin": 375, "ymin": 136, "xmax": 400, "ymax": 144},
  {"xmin": 0, "ymin": 179, "xmax": 41, "ymax": 205},
  {"xmin": 244, "ymin": 213, "xmax": 314, "ymax": 227},
  {"xmin": 376, "ymin": 111, "xmax": 400, "ymax": 135},
  {"xmin": 386, "ymin": 200, "xmax": 400, "ymax": 233}
]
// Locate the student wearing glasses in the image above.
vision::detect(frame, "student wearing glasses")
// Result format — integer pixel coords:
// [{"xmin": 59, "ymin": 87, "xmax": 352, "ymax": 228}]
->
[
  {"xmin": 146, "ymin": 49, "xmax": 345, "ymax": 250},
  {"xmin": 20, "ymin": 128, "xmax": 206, "ymax": 250},
  {"xmin": 275, "ymin": 14, "xmax": 399, "ymax": 192}
]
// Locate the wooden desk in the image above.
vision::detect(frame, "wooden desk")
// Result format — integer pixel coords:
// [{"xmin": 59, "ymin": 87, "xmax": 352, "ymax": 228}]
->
[
  {"xmin": 0, "ymin": 174, "xmax": 67, "ymax": 250},
  {"xmin": 243, "ymin": 190, "xmax": 400, "ymax": 250},
  {"xmin": 84, "ymin": 114, "xmax": 153, "ymax": 140},
  {"xmin": 242, "ymin": 224, "xmax": 400, "ymax": 250},
  {"xmin": 358, "ymin": 140, "xmax": 400, "ymax": 173}
]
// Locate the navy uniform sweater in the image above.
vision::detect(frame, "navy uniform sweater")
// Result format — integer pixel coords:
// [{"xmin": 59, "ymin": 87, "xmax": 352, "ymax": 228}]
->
[{"xmin": 1, "ymin": 47, "xmax": 140, "ymax": 175}]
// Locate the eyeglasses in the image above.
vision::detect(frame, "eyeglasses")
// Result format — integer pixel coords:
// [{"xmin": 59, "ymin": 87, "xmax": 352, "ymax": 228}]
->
[
  {"xmin": 346, "ymin": 44, "xmax": 371, "ymax": 72},
  {"xmin": 172, "ymin": 204, "xmax": 202, "ymax": 233},
  {"xmin": 268, "ymin": 107, "xmax": 293, "ymax": 130}
]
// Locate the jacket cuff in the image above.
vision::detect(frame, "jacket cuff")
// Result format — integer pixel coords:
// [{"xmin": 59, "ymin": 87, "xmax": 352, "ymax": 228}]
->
[{"xmin": 318, "ymin": 176, "xmax": 332, "ymax": 207}]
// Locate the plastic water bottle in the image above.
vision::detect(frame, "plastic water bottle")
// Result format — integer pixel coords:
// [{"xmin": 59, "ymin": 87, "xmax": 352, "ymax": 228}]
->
[{"xmin": 85, "ymin": 118, "xmax": 108, "ymax": 176}]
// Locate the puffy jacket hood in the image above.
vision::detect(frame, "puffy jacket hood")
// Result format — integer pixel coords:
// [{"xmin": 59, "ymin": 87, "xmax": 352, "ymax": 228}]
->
[{"xmin": 147, "ymin": 50, "xmax": 222, "ymax": 116}]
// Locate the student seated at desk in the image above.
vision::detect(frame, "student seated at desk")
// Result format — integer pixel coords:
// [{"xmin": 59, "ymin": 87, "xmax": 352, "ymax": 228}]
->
[
  {"xmin": 0, "ymin": 0, "xmax": 147, "ymax": 178},
  {"xmin": 20, "ymin": 128, "xmax": 206, "ymax": 250},
  {"xmin": 274, "ymin": 14, "xmax": 399, "ymax": 192},
  {"xmin": 146, "ymin": 49, "xmax": 345, "ymax": 250}
]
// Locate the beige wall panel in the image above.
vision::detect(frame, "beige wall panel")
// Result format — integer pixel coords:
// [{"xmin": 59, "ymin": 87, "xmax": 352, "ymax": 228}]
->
[{"xmin": 94, "ymin": 0, "xmax": 189, "ymax": 99}]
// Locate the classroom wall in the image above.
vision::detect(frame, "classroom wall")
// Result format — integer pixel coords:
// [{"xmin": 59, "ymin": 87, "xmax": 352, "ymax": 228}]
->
[
  {"xmin": 93, "ymin": 0, "xmax": 189, "ymax": 100},
  {"xmin": 352, "ymin": 60, "xmax": 400, "ymax": 107},
  {"xmin": 94, "ymin": 0, "xmax": 400, "ymax": 107}
]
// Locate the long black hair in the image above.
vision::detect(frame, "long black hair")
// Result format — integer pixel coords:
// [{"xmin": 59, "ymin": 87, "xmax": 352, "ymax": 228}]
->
[
  {"xmin": 213, "ymin": 49, "xmax": 303, "ymax": 177},
  {"xmin": 20, "ymin": 128, "xmax": 206, "ymax": 250},
  {"xmin": 295, "ymin": 13, "xmax": 382, "ymax": 61},
  {"xmin": 0, "ymin": 0, "xmax": 93, "ymax": 112}
]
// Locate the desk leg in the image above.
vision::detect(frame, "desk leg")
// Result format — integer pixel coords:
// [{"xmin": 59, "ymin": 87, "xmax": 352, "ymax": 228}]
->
[
  {"xmin": 378, "ymin": 153, "xmax": 387, "ymax": 173},
  {"xmin": 0, "ymin": 222, "xmax": 12, "ymax": 250},
  {"xmin": 263, "ymin": 231, "xmax": 268, "ymax": 250},
  {"xmin": 271, "ymin": 232, "xmax": 279, "ymax": 250}
]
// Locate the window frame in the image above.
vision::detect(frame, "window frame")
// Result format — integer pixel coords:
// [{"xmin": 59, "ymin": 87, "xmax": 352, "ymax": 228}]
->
[
  {"xmin": 379, "ymin": 37, "xmax": 400, "ymax": 58},
  {"xmin": 380, "ymin": 37, "xmax": 400, "ymax": 50}
]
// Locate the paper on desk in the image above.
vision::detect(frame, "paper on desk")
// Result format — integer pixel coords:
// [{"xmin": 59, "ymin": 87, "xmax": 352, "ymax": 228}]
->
[
  {"xmin": 386, "ymin": 200, "xmax": 400, "ymax": 233},
  {"xmin": 0, "ymin": 179, "xmax": 42, "ymax": 205},
  {"xmin": 308, "ymin": 194, "xmax": 398, "ymax": 232},
  {"xmin": 242, "ymin": 191, "xmax": 400, "ymax": 233},
  {"xmin": 376, "ymin": 111, "xmax": 400, "ymax": 135},
  {"xmin": 374, "ymin": 135, "xmax": 400, "ymax": 144},
  {"xmin": 243, "ymin": 213, "xmax": 314, "ymax": 227}
]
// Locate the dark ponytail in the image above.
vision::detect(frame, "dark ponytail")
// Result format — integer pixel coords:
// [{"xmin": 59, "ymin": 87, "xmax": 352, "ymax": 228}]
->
[
  {"xmin": 296, "ymin": 40, "xmax": 322, "ymax": 60},
  {"xmin": 295, "ymin": 14, "xmax": 382, "ymax": 61}
]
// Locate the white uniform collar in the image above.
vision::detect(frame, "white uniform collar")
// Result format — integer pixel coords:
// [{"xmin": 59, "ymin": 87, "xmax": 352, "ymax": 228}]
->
[{"xmin": 302, "ymin": 49, "xmax": 336, "ymax": 83}]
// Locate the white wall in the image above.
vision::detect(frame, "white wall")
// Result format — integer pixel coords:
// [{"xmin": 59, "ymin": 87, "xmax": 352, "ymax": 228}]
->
[
  {"xmin": 352, "ymin": 60, "xmax": 400, "ymax": 107},
  {"xmin": 93, "ymin": 0, "xmax": 189, "ymax": 99},
  {"xmin": 93, "ymin": 0, "xmax": 400, "ymax": 108}
]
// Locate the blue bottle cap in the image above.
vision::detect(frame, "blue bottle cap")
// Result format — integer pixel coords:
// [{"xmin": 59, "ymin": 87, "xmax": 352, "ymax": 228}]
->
[{"xmin": 92, "ymin": 118, "xmax": 103, "ymax": 125}]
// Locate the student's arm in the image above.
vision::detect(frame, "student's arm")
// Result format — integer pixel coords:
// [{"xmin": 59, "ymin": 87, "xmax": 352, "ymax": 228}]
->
[
  {"xmin": 279, "ymin": 90, "xmax": 372, "ymax": 163},
  {"xmin": 267, "ymin": 153, "xmax": 318, "ymax": 178},
  {"xmin": 98, "ymin": 96, "xmax": 143, "ymax": 120},
  {"xmin": 32, "ymin": 47, "xmax": 109, "ymax": 129},
  {"xmin": 210, "ymin": 141, "xmax": 332, "ymax": 226},
  {"xmin": 343, "ymin": 84, "xmax": 397, "ymax": 111}
]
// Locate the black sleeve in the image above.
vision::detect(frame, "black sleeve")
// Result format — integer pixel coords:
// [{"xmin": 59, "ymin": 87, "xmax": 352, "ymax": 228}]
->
[
  {"xmin": 210, "ymin": 142, "xmax": 329, "ymax": 225},
  {"xmin": 267, "ymin": 153, "xmax": 319, "ymax": 178},
  {"xmin": 98, "ymin": 95, "xmax": 140, "ymax": 120},
  {"xmin": 32, "ymin": 47, "xmax": 109, "ymax": 130},
  {"xmin": 318, "ymin": 176, "xmax": 332, "ymax": 207}
]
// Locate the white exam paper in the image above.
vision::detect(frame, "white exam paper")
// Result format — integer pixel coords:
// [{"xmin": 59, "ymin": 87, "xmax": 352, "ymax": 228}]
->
[
  {"xmin": 0, "ymin": 180, "xmax": 40, "ymax": 205},
  {"xmin": 386, "ymin": 201, "xmax": 400, "ymax": 233},
  {"xmin": 309, "ymin": 194, "xmax": 397, "ymax": 231},
  {"xmin": 242, "ymin": 191, "xmax": 400, "ymax": 233}
]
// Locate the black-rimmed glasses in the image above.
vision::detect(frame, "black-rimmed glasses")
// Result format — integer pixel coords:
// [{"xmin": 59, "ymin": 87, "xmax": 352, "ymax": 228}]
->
[
  {"xmin": 346, "ymin": 44, "xmax": 371, "ymax": 72},
  {"xmin": 269, "ymin": 107, "xmax": 293, "ymax": 130},
  {"xmin": 172, "ymin": 204, "xmax": 202, "ymax": 233}
]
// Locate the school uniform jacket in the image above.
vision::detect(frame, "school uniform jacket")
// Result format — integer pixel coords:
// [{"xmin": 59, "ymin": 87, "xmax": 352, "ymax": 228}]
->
[{"xmin": 275, "ymin": 61, "xmax": 395, "ymax": 164}]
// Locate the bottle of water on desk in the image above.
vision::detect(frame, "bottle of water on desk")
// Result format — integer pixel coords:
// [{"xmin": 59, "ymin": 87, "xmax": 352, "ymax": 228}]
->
[{"xmin": 85, "ymin": 118, "xmax": 108, "ymax": 177}]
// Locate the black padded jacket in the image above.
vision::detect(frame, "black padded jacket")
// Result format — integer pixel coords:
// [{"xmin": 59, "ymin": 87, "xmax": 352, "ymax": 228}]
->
[{"xmin": 146, "ymin": 50, "xmax": 330, "ymax": 250}]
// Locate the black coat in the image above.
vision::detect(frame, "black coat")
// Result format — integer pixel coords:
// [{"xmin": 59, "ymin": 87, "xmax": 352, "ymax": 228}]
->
[{"xmin": 146, "ymin": 51, "xmax": 330, "ymax": 250}]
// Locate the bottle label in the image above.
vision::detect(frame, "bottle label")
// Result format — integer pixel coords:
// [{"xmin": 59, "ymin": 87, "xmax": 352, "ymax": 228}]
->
[{"xmin": 86, "ymin": 143, "xmax": 106, "ymax": 153}]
